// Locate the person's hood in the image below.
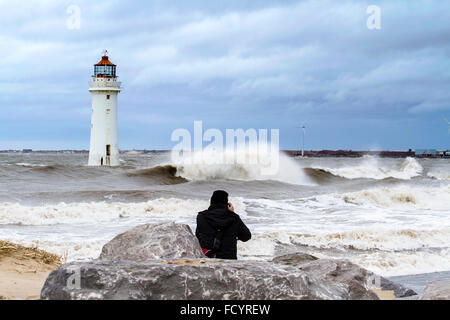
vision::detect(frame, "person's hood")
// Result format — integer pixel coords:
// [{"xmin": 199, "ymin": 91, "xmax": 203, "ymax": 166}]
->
[{"xmin": 198, "ymin": 203, "xmax": 237, "ymax": 229}]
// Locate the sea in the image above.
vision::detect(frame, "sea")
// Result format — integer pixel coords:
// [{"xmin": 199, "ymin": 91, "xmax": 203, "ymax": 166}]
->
[{"xmin": 0, "ymin": 151, "xmax": 449, "ymax": 288}]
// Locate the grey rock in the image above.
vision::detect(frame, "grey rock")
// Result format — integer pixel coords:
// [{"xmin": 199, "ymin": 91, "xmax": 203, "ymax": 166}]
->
[
  {"xmin": 272, "ymin": 252, "xmax": 319, "ymax": 265},
  {"xmin": 379, "ymin": 276, "xmax": 417, "ymax": 298},
  {"xmin": 41, "ymin": 259, "xmax": 375, "ymax": 300},
  {"xmin": 275, "ymin": 253, "xmax": 416, "ymax": 299},
  {"xmin": 388, "ymin": 271, "xmax": 450, "ymax": 296},
  {"xmin": 298, "ymin": 259, "xmax": 379, "ymax": 300},
  {"xmin": 99, "ymin": 223, "xmax": 205, "ymax": 261},
  {"xmin": 41, "ymin": 223, "xmax": 396, "ymax": 300},
  {"xmin": 419, "ymin": 280, "xmax": 450, "ymax": 300}
]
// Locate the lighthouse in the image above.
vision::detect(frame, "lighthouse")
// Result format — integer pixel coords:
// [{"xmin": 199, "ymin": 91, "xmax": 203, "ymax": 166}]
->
[{"xmin": 88, "ymin": 51, "xmax": 121, "ymax": 166}]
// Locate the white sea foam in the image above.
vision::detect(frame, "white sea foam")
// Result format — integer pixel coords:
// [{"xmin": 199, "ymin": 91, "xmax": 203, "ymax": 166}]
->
[
  {"xmin": 237, "ymin": 186, "xmax": 450, "ymax": 276},
  {"xmin": 0, "ymin": 197, "xmax": 247, "ymax": 261},
  {"xmin": 290, "ymin": 229, "xmax": 450, "ymax": 251},
  {"xmin": 1, "ymin": 237, "xmax": 107, "ymax": 262},
  {"xmin": 238, "ymin": 230, "xmax": 450, "ymax": 276},
  {"xmin": 238, "ymin": 231, "xmax": 294, "ymax": 258},
  {"xmin": 336, "ymin": 185, "xmax": 450, "ymax": 210},
  {"xmin": 243, "ymin": 185, "xmax": 450, "ymax": 234},
  {"xmin": 239, "ymin": 228, "xmax": 450, "ymax": 256},
  {"xmin": 15, "ymin": 162, "xmax": 48, "ymax": 167},
  {"xmin": 0, "ymin": 197, "xmax": 247, "ymax": 225},
  {"xmin": 351, "ymin": 249, "xmax": 450, "ymax": 276},
  {"xmin": 427, "ymin": 172, "xmax": 450, "ymax": 180},
  {"xmin": 312, "ymin": 157, "xmax": 423, "ymax": 180}
]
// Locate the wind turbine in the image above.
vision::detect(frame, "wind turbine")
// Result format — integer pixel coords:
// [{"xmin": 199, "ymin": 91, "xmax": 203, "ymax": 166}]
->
[
  {"xmin": 296, "ymin": 125, "xmax": 306, "ymax": 157},
  {"xmin": 445, "ymin": 118, "xmax": 450, "ymax": 134}
]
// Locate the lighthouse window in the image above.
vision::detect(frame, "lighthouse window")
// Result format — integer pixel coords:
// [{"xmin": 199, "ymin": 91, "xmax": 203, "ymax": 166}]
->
[
  {"xmin": 94, "ymin": 65, "xmax": 116, "ymax": 77},
  {"xmin": 106, "ymin": 95, "xmax": 110, "ymax": 100}
]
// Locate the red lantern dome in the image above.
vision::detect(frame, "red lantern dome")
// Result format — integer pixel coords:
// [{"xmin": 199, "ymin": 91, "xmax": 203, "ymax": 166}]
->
[{"xmin": 94, "ymin": 50, "xmax": 116, "ymax": 78}]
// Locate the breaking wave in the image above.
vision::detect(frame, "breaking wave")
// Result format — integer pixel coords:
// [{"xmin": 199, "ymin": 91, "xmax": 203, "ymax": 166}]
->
[
  {"xmin": 238, "ymin": 228, "xmax": 450, "ymax": 256},
  {"xmin": 15, "ymin": 162, "xmax": 51, "ymax": 168},
  {"xmin": 427, "ymin": 172, "xmax": 450, "ymax": 180},
  {"xmin": 309, "ymin": 157, "xmax": 423, "ymax": 180},
  {"xmin": 0, "ymin": 197, "xmax": 247, "ymax": 226},
  {"xmin": 127, "ymin": 165, "xmax": 188, "ymax": 185},
  {"xmin": 171, "ymin": 148, "xmax": 314, "ymax": 185},
  {"xmin": 290, "ymin": 229, "xmax": 450, "ymax": 251},
  {"xmin": 336, "ymin": 185, "xmax": 450, "ymax": 210},
  {"xmin": 24, "ymin": 164, "xmax": 63, "ymax": 171},
  {"xmin": 303, "ymin": 167, "xmax": 347, "ymax": 183},
  {"xmin": 238, "ymin": 229, "xmax": 450, "ymax": 276},
  {"xmin": 7, "ymin": 151, "xmax": 314, "ymax": 186}
]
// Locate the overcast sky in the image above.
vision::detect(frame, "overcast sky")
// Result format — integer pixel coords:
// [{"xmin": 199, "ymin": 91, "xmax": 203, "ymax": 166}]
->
[{"xmin": 0, "ymin": 0, "xmax": 449, "ymax": 150}]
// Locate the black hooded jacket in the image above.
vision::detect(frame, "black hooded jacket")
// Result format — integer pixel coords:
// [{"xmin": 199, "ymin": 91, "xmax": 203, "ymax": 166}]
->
[{"xmin": 195, "ymin": 203, "xmax": 251, "ymax": 259}]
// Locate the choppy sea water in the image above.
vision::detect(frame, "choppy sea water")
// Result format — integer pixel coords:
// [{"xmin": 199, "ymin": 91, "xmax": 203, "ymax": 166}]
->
[{"xmin": 0, "ymin": 151, "xmax": 448, "ymax": 277}]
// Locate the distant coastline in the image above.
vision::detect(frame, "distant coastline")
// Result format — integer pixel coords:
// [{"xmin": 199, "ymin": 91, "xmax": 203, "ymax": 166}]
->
[{"xmin": 1, "ymin": 149, "xmax": 449, "ymax": 158}]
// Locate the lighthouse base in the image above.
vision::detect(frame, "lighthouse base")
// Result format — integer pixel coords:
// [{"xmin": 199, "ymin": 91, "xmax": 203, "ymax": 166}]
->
[{"xmin": 88, "ymin": 151, "xmax": 120, "ymax": 167}]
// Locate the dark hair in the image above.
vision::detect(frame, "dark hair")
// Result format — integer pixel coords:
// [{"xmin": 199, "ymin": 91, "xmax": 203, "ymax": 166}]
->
[{"xmin": 210, "ymin": 190, "xmax": 229, "ymax": 205}]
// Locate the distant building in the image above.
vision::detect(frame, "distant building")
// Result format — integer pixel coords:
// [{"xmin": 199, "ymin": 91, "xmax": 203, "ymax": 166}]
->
[
  {"xmin": 414, "ymin": 149, "xmax": 437, "ymax": 157},
  {"xmin": 22, "ymin": 149, "xmax": 32, "ymax": 153}
]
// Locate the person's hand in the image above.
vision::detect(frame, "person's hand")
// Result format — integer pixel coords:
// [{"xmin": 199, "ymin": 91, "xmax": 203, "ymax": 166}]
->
[{"xmin": 228, "ymin": 202, "xmax": 235, "ymax": 212}]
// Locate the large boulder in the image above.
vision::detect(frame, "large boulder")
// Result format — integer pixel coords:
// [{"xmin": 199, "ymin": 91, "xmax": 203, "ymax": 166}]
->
[
  {"xmin": 40, "ymin": 258, "xmax": 374, "ymax": 300},
  {"xmin": 295, "ymin": 258, "xmax": 379, "ymax": 300},
  {"xmin": 419, "ymin": 281, "xmax": 450, "ymax": 300},
  {"xmin": 99, "ymin": 223, "xmax": 204, "ymax": 261},
  {"xmin": 378, "ymin": 277, "xmax": 417, "ymax": 298},
  {"xmin": 292, "ymin": 256, "xmax": 416, "ymax": 299},
  {"xmin": 40, "ymin": 223, "xmax": 413, "ymax": 300}
]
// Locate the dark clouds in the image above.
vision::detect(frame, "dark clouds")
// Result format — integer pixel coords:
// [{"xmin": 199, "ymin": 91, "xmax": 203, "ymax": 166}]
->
[{"xmin": 0, "ymin": 0, "xmax": 449, "ymax": 150}]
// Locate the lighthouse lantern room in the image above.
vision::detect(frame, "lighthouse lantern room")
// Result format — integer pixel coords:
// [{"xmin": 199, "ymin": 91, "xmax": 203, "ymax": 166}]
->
[{"xmin": 88, "ymin": 51, "xmax": 121, "ymax": 166}]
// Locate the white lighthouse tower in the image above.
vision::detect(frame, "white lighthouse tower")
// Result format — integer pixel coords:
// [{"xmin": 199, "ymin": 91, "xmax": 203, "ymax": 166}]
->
[{"xmin": 88, "ymin": 51, "xmax": 121, "ymax": 166}]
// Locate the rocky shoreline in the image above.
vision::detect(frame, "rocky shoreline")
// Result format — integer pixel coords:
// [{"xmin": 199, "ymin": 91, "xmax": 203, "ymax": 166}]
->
[{"xmin": 40, "ymin": 222, "xmax": 449, "ymax": 300}]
